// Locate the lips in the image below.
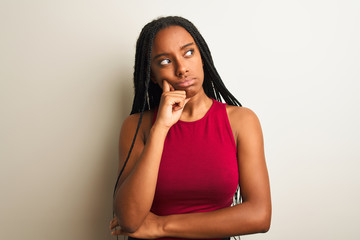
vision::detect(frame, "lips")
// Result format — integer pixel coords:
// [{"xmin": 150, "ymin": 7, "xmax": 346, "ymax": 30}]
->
[{"xmin": 176, "ymin": 78, "xmax": 195, "ymax": 88}]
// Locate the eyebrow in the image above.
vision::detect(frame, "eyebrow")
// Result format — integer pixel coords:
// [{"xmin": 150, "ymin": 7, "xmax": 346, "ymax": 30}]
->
[{"xmin": 152, "ymin": 42, "xmax": 195, "ymax": 60}]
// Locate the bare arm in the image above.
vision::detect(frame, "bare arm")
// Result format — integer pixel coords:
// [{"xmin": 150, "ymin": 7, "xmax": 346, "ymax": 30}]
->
[
  {"xmin": 113, "ymin": 118, "xmax": 168, "ymax": 233},
  {"xmin": 113, "ymin": 80, "xmax": 189, "ymax": 233}
]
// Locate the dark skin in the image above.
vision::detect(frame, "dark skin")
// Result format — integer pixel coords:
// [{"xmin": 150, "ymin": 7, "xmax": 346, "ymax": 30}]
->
[{"xmin": 111, "ymin": 26, "xmax": 271, "ymax": 238}]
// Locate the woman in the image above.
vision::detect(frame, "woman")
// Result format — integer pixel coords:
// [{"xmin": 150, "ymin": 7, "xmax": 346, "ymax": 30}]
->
[{"xmin": 110, "ymin": 16, "xmax": 271, "ymax": 239}]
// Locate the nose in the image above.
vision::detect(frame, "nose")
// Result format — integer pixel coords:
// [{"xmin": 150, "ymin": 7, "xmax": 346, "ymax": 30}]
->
[{"xmin": 175, "ymin": 59, "xmax": 188, "ymax": 77}]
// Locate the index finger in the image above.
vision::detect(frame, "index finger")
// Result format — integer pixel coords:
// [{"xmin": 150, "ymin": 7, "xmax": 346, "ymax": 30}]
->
[{"xmin": 162, "ymin": 79, "xmax": 170, "ymax": 93}]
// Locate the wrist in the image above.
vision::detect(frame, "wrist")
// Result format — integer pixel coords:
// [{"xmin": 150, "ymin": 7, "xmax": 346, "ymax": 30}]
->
[
  {"xmin": 161, "ymin": 214, "xmax": 178, "ymax": 238},
  {"xmin": 151, "ymin": 122, "xmax": 170, "ymax": 136},
  {"xmin": 160, "ymin": 214, "xmax": 171, "ymax": 237}
]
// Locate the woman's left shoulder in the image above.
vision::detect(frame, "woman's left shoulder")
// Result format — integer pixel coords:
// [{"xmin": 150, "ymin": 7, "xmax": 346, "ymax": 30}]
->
[
  {"xmin": 225, "ymin": 105, "xmax": 263, "ymax": 142},
  {"xmin": 226, "ymin": 105, "xmax": 261, "ymax": 125}
]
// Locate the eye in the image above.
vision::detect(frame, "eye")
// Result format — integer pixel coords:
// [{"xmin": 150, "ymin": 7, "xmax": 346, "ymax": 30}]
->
[
  {"xmin": 185, "ymin": 49, "xmax": 194, "ymax": 56},
  {"xmin": 160, "ymin": 59, "xmax": 171, "ymax": 66}
]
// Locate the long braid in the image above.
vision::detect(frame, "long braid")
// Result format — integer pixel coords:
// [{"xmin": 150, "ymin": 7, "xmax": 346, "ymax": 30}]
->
[
  {"xmin": 112, "ymin": 25, "xmax": 157, "ymax": 240},
  {"xmin": 112, "ymin": 31, "xmax": 155, "ymax": 197}
]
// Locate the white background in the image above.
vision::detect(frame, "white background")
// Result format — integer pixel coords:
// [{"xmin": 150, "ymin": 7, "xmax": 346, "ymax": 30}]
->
[{"xmin": 1, "ymin": 0, "xmax": 359, "ymax": 239}]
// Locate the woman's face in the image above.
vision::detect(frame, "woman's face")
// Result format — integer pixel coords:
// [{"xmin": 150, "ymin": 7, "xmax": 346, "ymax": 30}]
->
[{"xmin": 150, "ymin": 26, "xmax": 204, "ymax": 98}]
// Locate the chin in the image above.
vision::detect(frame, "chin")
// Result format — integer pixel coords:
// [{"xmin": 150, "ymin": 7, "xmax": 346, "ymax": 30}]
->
[{"xmin": 184, "ymin": 89, "xmax": 200, "ymax": 99}]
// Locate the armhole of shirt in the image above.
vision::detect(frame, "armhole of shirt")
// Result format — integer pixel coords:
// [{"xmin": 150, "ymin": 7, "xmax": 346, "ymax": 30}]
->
[{"xmin": 223, "ymin": 103, "xmax": 237, "ymax": 152}]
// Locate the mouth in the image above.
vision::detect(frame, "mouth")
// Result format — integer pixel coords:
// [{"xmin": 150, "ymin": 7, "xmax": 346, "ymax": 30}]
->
[{"xmin": 176, "ymin": 78, "xmax": 195, "ymax": 88}]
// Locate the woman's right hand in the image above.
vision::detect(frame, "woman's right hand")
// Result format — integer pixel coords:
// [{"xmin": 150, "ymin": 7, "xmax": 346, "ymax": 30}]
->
[{"xmin": 154, "ymin": 80, "xmax": 189, "ymax": 129}]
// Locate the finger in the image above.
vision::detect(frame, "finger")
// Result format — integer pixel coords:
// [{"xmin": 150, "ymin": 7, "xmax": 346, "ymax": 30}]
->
[
  {"xmin": 162, "ymin": 89, "xmax": 186, "ymax": 96},
  {"xmin": 111, "ymin": 228, "xmax": 126, "ymax": 236},
  {"xmin": 110, "ymin": 216, "xmax": 117, "ymax": 224},
  {"xmin": 169, "ymin": 83, "xmax": 175, "ymax": 91},
  {"xmin": 166, "ymin": 95, "xmax": 187, "ymax": 106},
  {"xmin": 162, "ymin": 91, "xmax": 186, "ymax": 98},
  {"xmin": 173, "ymin": 98, "xmax": 189, "ymax": 111},
  {"xmin": 109, "ymin": 221, "xmax": 118, "ymax": 230},
  {"xmin": 162, "ymin": 80, "xmax": 170, "ymax": 93},
  {"xmin": 109, "ymin": 218, "xmax": 119, "ymax": 230},
  {"xmin": 163, "ymin": 79, "xmax": 176, "ymax": 92}
]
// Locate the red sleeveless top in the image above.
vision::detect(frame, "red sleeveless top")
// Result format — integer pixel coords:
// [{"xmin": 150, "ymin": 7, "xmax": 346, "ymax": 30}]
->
[{"xmin": 151, "ymin": 99, "xmax": 239, "ymax": 221}]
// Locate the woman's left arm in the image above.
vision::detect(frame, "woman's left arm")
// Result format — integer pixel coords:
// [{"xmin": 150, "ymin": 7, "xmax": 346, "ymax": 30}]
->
[{"xmin": 111, "ymin": 107, "xmax": 271, "ymax": 239}]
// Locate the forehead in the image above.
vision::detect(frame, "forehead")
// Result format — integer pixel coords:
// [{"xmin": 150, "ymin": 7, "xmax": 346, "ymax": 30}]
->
[{"xmin": 152, "ymin": 26, "xmax": 195, "ymax": 53}]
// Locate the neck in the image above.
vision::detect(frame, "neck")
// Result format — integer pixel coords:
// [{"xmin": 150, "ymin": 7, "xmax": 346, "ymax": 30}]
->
[{"xmin": 180, "ymin": 89, "xmax": 213, "ymax": 122}]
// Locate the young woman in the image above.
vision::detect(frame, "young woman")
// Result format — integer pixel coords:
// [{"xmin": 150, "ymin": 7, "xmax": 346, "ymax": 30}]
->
[{"xmin": 110, "ymin": 16, "xmax": 271, "ymax": 239}]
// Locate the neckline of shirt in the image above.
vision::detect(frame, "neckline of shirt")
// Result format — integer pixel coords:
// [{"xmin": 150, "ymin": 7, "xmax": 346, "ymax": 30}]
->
[{"xmin": 177, "ymin": 98, "xmax": 215, "ymax": 124}]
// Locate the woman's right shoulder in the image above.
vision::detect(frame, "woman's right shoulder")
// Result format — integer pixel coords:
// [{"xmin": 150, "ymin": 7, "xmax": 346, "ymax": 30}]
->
[
  {"xmin": 121, "ymin": 110, "xmax": 156, "ymax": 140},
  {"xmin": 122, "ymin": 110, "xmax": 155, "ymax": 127}
]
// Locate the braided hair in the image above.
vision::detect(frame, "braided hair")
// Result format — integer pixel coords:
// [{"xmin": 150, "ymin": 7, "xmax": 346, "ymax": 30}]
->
[
  {"xmin": 113, "ymin": 16, "xmax": 242, "ymax": 207},
  {"xmin": 131, "ymin": 16, "xmax": 241, "ymax": 114}
]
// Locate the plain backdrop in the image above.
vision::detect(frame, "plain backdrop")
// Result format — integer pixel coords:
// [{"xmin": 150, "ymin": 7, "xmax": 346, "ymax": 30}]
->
[{"xmin": 1, "ymin": 0, "xmax": 359, "ymax": 240}]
